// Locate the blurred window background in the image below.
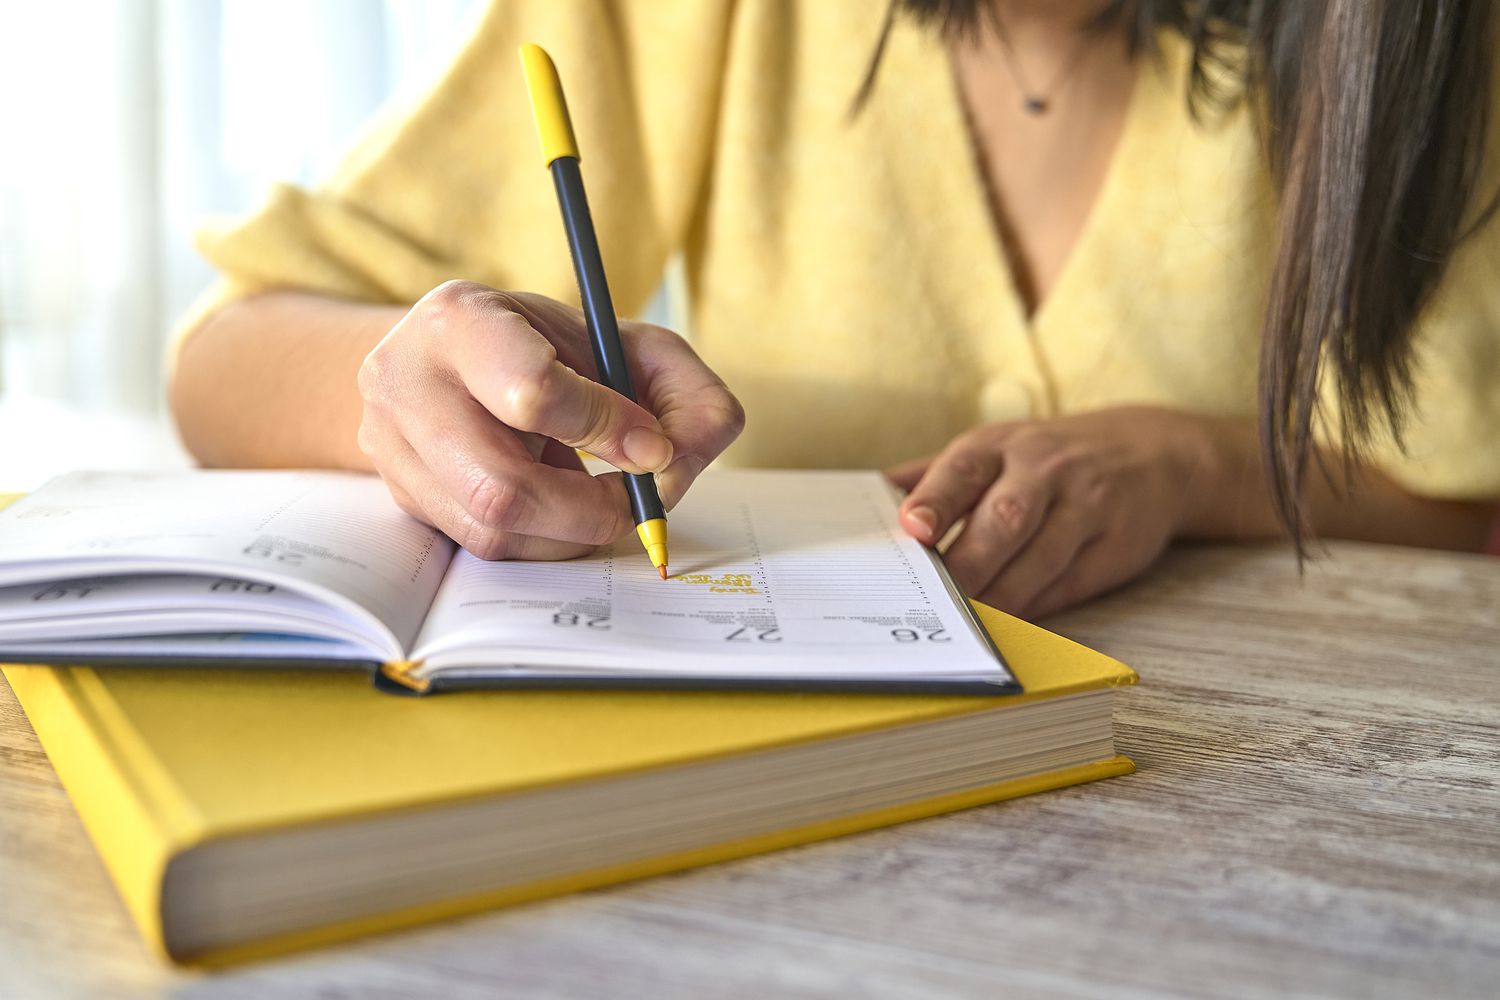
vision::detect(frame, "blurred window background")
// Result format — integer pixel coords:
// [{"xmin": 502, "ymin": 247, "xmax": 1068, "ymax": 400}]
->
[{"xmin": 0, "ymin": 0, "xmax": 481, "ymax": 486}]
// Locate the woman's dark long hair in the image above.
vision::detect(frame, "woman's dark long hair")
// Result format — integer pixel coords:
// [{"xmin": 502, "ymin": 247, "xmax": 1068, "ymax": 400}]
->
[{"xmin": 878, "ymin": 0, "xmax": 1496, "ymax": 552}]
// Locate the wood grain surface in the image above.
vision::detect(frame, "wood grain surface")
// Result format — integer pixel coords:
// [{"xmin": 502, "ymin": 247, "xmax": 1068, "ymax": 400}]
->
[{"xmin": 1, "ymin": 541, "xmax": 1496, "ymax": 1000}]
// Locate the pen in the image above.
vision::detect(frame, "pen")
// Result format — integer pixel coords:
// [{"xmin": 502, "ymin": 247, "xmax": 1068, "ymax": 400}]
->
[{"xmin": 520, "ymin": 43, "xmax": 670, "ymax": 580}]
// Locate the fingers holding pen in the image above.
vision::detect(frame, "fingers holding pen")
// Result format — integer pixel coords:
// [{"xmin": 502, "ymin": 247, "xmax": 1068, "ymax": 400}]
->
[
  {"xmin": 454, "ymin": 311, "xmax": 674, "ymax": 476},
  {"xmin": 357, "ymin": 421, "xmax": 610, "ymax": 561},
  {"xmin": 400, "ymin": 281, "xmax": 674, "ymax": 477},
  {"xmin": 357, "ymin": 296, "xmax": 637, "ymax": 555},
  {"xmin": 359, "ymin": 279, "xmax": 745, "ymax": 560},
  {"xmin": 428, "ymin": 285, "xmax": 745, "ymax": 511},
  {"xmin": 386, "ymin": 387, "xmax": 632, "ymax": 547},
  {"xmin": 623, "ymin": 320, "xmax": 746, "ymax": 510}
]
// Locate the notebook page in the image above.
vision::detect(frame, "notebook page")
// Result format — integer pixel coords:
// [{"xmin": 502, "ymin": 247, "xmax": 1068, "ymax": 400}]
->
[
  {"xmin": 0, "ymin": 574, "xmax": 384, "ymax": 651},
  {"xmin": 0, "ymin": 471, "xmax": 454, "ymax": 656},
  {"xmin": 412, "ymin": 470, "xmax": 1014, "ymax": 686}
]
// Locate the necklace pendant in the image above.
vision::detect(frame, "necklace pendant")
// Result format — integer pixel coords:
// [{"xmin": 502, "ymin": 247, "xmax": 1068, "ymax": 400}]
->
[{"xmin": 1022, "ymin": 96, "xmax": 1048, "ymax": 115}]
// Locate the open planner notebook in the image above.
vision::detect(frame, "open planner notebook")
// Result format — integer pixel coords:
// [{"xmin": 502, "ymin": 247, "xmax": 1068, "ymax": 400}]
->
[{"xmin": 0, "ymin": 469, "xmax": 1017, "ymax": 695}]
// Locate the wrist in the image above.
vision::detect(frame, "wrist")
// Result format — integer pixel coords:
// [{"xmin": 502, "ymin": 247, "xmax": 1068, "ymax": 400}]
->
[{"xmin": 1172, "ymin": 415, "xmax": 1281, "ymax": 540}]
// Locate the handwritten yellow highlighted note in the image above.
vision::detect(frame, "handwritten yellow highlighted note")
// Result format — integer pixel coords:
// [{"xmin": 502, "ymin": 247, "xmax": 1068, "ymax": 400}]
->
[{"xmin": 675, "ymin": 573, "xmax": 760, "ymax": 595}]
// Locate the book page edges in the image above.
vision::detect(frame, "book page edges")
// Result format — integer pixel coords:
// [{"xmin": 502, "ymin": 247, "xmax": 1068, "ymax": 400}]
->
[
  {"xmin": 174, "ymin": 753, "xmax": 1136, "ymax": 967},
  {"xmin": 3, "ymin": 663, "xmax": 207, "ymax": 961}
]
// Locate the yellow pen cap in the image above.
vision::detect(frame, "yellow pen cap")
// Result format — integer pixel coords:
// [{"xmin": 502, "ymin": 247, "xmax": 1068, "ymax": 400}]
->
[{"xmin": 519, "ymin": 43, "xmax": 580, "ymax": 165}]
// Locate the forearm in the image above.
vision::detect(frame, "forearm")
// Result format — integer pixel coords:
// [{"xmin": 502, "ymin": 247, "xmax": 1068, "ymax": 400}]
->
[
  {"xmin": 1179, "ymin": 416, "xmax": 1495, "ymax": 551},
  {"xmin": 170, "ymin": 292, "xmax": 407, "ymax": 470}
]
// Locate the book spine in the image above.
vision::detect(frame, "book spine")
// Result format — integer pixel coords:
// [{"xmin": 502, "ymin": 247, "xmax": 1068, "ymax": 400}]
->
[{"xmin": 3, "ymin": 664, "xmax": 189, "ymax": 960}]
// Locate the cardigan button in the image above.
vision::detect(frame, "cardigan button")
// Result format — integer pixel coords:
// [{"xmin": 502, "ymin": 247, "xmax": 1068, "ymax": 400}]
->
[{"xmin": 978, "ymin": 379, "xmax": 1033, "ymax": 424}]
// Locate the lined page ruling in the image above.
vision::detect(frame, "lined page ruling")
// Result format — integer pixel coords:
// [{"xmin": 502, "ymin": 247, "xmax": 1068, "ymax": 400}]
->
[{"xmin": 412, "ymin": 470, "xmax": 1014, "ymax": 686}]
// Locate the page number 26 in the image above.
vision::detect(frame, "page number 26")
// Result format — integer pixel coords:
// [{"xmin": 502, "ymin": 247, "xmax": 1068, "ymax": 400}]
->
[{"xmin": 891, "ymin": 628, "xmax": 949, "ymax": 643}]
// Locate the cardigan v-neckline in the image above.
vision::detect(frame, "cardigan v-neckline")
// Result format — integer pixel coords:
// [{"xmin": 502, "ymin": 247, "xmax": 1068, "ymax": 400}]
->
[{"xmin": 909, "ymin": 20, "xmax": 1153, "ymax": 346}]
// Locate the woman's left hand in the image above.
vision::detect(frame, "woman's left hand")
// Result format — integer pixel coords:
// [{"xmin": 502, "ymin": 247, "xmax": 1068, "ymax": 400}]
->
[{"xmin": 885, "ymin": 407, "xmax": 1212, "ymax": 619}]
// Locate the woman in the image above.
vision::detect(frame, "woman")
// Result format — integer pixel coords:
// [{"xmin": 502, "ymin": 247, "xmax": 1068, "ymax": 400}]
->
[{"xmin": 170, "ymin": 0, "xmax": 1500, "ymax": 618}]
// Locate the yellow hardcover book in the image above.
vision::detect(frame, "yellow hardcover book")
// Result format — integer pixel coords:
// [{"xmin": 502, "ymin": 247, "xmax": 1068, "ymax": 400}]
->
[{"xmin": 4, "ymin": 602, "xmax": 1135, "ymax": 966}]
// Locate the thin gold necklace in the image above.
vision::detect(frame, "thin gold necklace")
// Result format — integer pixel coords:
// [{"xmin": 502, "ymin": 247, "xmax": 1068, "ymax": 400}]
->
[{"xmin": 991, "ymin": 15, "xmax": 1101, "ymax": 115}]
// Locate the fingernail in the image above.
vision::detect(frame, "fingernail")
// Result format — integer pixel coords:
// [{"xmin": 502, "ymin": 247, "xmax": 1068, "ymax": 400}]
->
[
  {"xmin": 622, "ymin": 426, "xmax": 673, "ymax": 473},
  {"xmin": 906, "ymin": 504, "xmax": 938, "ymax": 540},
  {"xmin": 657, "ymin": 455, "xmax": 705, "ymax": 511}
]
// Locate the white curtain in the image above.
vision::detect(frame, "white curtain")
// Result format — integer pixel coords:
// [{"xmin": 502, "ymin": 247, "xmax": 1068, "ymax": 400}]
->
[{"xmin": 0, "ymin": 0, "xmax": 482, "ymax": 416}]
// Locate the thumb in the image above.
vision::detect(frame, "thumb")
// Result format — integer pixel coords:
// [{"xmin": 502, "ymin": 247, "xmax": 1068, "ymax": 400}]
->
[{"xmin": 460, "ymin": 313, "xmax": 673, "ymax": 475}]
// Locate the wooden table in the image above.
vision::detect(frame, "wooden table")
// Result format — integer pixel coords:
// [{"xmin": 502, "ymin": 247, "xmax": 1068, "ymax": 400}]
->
[{"xmin": 2, "ymin": 541, "xmax": 1497, "ymax": 999}]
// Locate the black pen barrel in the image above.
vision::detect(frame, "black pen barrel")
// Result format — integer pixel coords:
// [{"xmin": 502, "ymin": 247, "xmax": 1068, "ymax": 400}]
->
[
  {"xmin": 625, "ymin": 472, "xmax": 665, "ymax": 521},
  {"xmin": 549, "ymin": 156, "xmax": 665, "ymax": 526},
  {"xmin": 550, "ymin": 157, "xmax": 635, "ymax": 401}
]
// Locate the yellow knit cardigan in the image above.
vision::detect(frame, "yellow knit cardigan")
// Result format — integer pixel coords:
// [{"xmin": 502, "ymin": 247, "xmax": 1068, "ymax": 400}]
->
[{"xmin": 183, "ymin": 0, "xmax": 1500, "ymax": 499}]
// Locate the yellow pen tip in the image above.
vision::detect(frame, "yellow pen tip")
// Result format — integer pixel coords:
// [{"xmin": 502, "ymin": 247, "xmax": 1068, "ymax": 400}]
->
[
  {"xmin": 636, "ymin": 519, "xmax": 669, "ymax": 580},
  {"xmin": 518, "ymin": 43, "xmax": 580, "ymax": 165}
]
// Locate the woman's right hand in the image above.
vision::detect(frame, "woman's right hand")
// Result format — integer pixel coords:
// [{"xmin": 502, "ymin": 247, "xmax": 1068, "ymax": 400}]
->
[{"xmin": 356, "ymin": 280, "xmax": 744, "ymax": 560}]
